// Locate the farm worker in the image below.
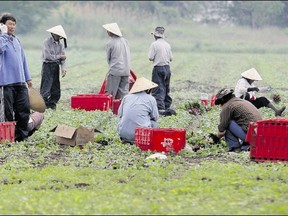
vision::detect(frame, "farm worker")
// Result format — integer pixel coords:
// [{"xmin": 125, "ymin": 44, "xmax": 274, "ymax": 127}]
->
[
  {"xmin": 117, "ymin": 77, "xmax": 159, "ymax": 144},
  {"xmin": 40, "ymin": 25, "xmax": 67, "ymax": 110},
  {"xmin": 102, "ymin": 22, "xmax": 131, "ymax": 99},
  {"xmin": 0, "ymin": 13, "xmax": 33, "ymax": 142},
  {"xmin": 148, "ymin": 26, "xmax": 175, "ymax": 116},
  {"xmin": 209, "ymin": 88, "xmax": 262, "ymax": 152},
  {"xmin": 27, "ymin": 86, "xmax": 45, "ymax": 137},
  {"xmin": 27, "ymin": 112, "xmax": 44, "ymax": 137},
  {"xmin": 234, "ymin": 68, "xmax": 286, "ymax": 116}
]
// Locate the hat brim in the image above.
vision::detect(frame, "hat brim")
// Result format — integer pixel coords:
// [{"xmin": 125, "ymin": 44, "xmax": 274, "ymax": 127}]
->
[
  {"xmin": 151, "ymin": 32, "xmax": 164, "ymax": 38},
  {"xmin": 28, "ymin": 87, "xmax": 46, "ymax": 113}
]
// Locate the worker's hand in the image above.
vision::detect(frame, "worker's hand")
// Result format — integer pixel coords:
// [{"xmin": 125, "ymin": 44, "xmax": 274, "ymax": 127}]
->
[
  {"xmin": 59, "ymin": 54, "xmax": 66, "ymax": 60},
  {"xmin": 26, "ymin": 80, "xmax": 32, "ymax": 88},
  {"xmin": 209, "ymin": 133, "xmax": 220, "ymax": 144},
  {"xmin": 0, "ymin": 23, "xmax": 8, "ymax": 34},
  {"xmin": 61, "ymin": 70, "xmax": 67, "ymax": 78},
  {"xmin": 247, "ymin": 87, "xmax": 259, "ymax": 92}
]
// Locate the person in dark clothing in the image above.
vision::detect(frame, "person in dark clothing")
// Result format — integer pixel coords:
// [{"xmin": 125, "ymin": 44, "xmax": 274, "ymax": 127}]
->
[
  {"xmin": 148, "ymin": 26, "xmax": 175, "ymax": 116},
  {"xmin": 234, "ymin": 68, "xmax": 286, "ymax": 117},
  {"xmin": 0, "ymin": 13, "xmax": 32, "ymax": 142},
  {"xmin": 209, "ymin": 88, "xmax": 262, "ymax": 152},
  {"xmin": 40, "ymin": 25, "xmax": 67, "ymax": 110}
]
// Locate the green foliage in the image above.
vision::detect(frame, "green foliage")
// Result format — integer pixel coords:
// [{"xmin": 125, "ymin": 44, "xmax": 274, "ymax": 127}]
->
[
  {"xmin": 1, "ymin": 5, "xmax": 288, "ymax": 214},
  {"xmin": 0, "ymin": 1, "xmax": 59, "ymax": 34},
  {"xmin": 228, "ymin": 1, "xmax": 285, "ymax": 28},
  {"xmin": 1, "ymin": 1, "xmax": 288, "ymax": 37}
]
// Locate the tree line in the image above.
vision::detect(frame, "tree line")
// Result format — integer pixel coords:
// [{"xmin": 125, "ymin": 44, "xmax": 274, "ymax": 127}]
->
[{"xmin": 1, "ymin": 1, "xmax": 288, "ymax": 35}]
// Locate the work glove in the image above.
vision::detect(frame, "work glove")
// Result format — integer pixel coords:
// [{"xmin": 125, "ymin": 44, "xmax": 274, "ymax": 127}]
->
[
  {"xmin": 208, "ymin": 133, "xmax": 220, "ymax": 144},
  {"xmin": 61, "ymin": 70, "xmax": 67, "ymax": 78},
  {"xmin": 247, "ymin": 87, "xmax": 259, "ymax": 92},
  {"xmin": 0, "ymin": 23, "xmax": 8, "ymax": 34}
]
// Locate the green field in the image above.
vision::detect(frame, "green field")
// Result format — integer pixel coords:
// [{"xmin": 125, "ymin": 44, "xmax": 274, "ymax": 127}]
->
[{"xmin": 1, "ymin": 12, "xmax": 288, "ymax": 215}]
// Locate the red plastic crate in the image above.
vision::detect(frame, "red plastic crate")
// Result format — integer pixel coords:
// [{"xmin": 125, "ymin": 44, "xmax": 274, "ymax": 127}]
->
[
  {"xmin": 0, "ymin": 122, "xmax": 16, "ymax": 143},
  {"xmin": 246, "ymin": 118, "xmax": 288, "ymax": 162},
  {"xmin": 134, "ymin": 127, "xmax": 186, "ymax": 153},
  {"xmin": 71, "ymin": 94, "xmax": 112, "ymax": 111},
  {"xmin": 210, "ymin": 95, "xmax": 216, "ymax": 107},
  {"xmin": 112, "ymin": 99, "xmax": 121, "ymax": 115}
]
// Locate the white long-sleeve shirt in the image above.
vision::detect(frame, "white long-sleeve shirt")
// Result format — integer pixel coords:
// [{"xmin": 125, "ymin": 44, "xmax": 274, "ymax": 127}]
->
[
  {"xmin": 106, "ymin": 35, "xmax": 130, "ymax": 76},
  {"xmin": 41, "ymin": 36, "xmax": 66, "ymax": 71},
  {"xmin": 234, "ymin": 77, "xmax": 257, "ymax": 98}
]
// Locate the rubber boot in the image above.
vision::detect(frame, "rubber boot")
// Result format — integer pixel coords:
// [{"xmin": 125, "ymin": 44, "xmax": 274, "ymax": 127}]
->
[{"xmin": 267, "ymin": 102, "xmax": 286, "ymax": 117}]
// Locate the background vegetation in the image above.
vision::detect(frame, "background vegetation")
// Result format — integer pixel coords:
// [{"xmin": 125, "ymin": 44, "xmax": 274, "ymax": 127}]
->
[{"xmin": 0, "ymin": 1, "xmax": 288, "ymax": 215}]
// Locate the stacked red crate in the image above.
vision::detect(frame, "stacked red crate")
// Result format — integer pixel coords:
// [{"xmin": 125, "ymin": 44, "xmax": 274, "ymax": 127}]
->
[
  {"xmin": 0, "ymin": 122, "xmax": 16, "ymax": 143},
  {"xmin": 246, "ymin": 118, "xmax": 288, "ymax": 162}
]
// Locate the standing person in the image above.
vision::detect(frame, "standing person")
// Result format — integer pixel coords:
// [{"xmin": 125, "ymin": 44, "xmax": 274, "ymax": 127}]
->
[
  {"xmin": 209, "ymin": 88, "xmax": 262, "ymax": 152},
  {"xmin": 40, "ymin": 25, "xmax": 67, "ymax": 110},
  {"xmin": 234, "ymin": 68, "xmax": 286, "ymax": 116},
  {"xmin": 117, "ymin": 77, "xmax": 159, "ymax": 144},
  {"xmin": 148, "ymin": 26, "xmax": 174, "ymax": 116},
  {"xmin": 0, "ymin": 13, "xmax": 32, "ymax": 142},
  {"xmin": 102, "ymin": 22, "xmax": 131, "ymax": 99}
]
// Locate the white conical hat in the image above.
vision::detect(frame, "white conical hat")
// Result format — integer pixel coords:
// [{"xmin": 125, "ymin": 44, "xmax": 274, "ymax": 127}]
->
[
  {"xmin": 102, "ymin": 23, "xmax": 122, "ymax": 37},
  {"xmin": 129, "ymin": 77, "xmax": 158, "ymax": 94},
  {"xmin": 241, "ymin": 68, "xmax": 262, "ymax": 81},
  {"xmin": 46, "ymin": 25, "xmax": 67, "ymax": 39}
]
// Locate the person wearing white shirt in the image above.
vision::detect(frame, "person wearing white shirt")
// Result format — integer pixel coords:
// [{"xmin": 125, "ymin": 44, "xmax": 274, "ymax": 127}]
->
[{"xmin": 234, "ymin": 68, "xmax": 285, "ymax": 116}]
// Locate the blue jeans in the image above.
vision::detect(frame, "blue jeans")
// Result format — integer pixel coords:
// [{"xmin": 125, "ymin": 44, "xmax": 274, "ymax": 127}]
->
[{"xmin": 225, "ymin": 120, "xmax": 248, "ymax": 150}]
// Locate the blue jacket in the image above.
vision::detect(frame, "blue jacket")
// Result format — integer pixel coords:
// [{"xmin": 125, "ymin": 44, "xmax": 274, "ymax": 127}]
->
[{"xmin": 0, "ymin": 33, "xmax": 31, "ymax": 86}]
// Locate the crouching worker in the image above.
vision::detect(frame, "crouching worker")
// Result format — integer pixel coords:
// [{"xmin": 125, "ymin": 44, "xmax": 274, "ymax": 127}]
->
[
  {"xmin": 28, "ymin": 112, "xmax": 44, "ymax": 136},
  {"xmin": 209, "ymin": 88, "xmax": 262, "ymax": 152},
  {"xmin": 27, "ymin": 86, "xmax": 46, "ymax": 137},
  {"xmin": 117, "ymin": 77, "xmax": 159, "ymax": 144}
]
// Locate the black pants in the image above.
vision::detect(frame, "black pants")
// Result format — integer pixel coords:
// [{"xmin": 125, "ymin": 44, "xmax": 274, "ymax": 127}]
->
[
  {"xmin": 4, "ymin": 85, "xmax": 30, "ymax": 142},
  {"xmin": 247, "ymin": 97, "xmax": 270, "ymax": 109},
  {"xmin": 40, "ymin": 62, "xmax": 60, "ymax": 109},
  {"xmin": 151, "ymin": 65, "xmax": 172, "ymax": 110}
]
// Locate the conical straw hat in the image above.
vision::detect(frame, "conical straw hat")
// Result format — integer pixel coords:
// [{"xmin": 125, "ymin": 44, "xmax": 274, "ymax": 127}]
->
[
  {"xmin": 28, "ymin": 87, "xmax": 46, "ymax": 113},
  {"xmin": 102, "ymin": 23, "xmax": 122, "ymax": 37},
  {"xmin": 47, "ymin": 25, "xmax": 67, "ymax": 39},
  {"xmin": 129, "ymin": 77, "xmax": 158, "ymax": 94},
  {"xmin": 241, "ymin": 68, "xmax": 262, "ymax": 81}
]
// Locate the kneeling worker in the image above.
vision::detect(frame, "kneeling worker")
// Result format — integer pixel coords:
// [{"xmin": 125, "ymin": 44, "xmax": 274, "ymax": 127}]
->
[
  {"xmin": 27, "ymin": 86, "xmax": 46, "ymax": 137},
  {"xmin": 210, "ymin": 88, "xmax": 262, "ymax": 152},
  {"xmin": 117, "ymin": 77, "xmax": 159, "ymax": 143}
]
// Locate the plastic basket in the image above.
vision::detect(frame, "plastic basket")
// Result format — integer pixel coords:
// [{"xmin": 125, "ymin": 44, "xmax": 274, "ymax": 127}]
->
[
  {"xmin": 134, "ymin": 127, "xmax": 186, "ymax": 153},
  {"xmin": 112, "ymin": 99, "xmax": 121, "ymax": 115},
  {"xmin": 0, "ymin": 122, "xmax": 16, "ymax": 143},
  {"xmin": 71, "ymin": 94, "xmax": 112, "ymax": 111},
  {"xmin": 246, "ymin": 118, "xmax": 288, "ymax": 162}
]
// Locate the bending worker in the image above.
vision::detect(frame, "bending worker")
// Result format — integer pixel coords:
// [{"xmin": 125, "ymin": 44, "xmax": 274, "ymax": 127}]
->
[{"xmin": 210, "ymin": 88, "xmax": 262, "ymax": 152}]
